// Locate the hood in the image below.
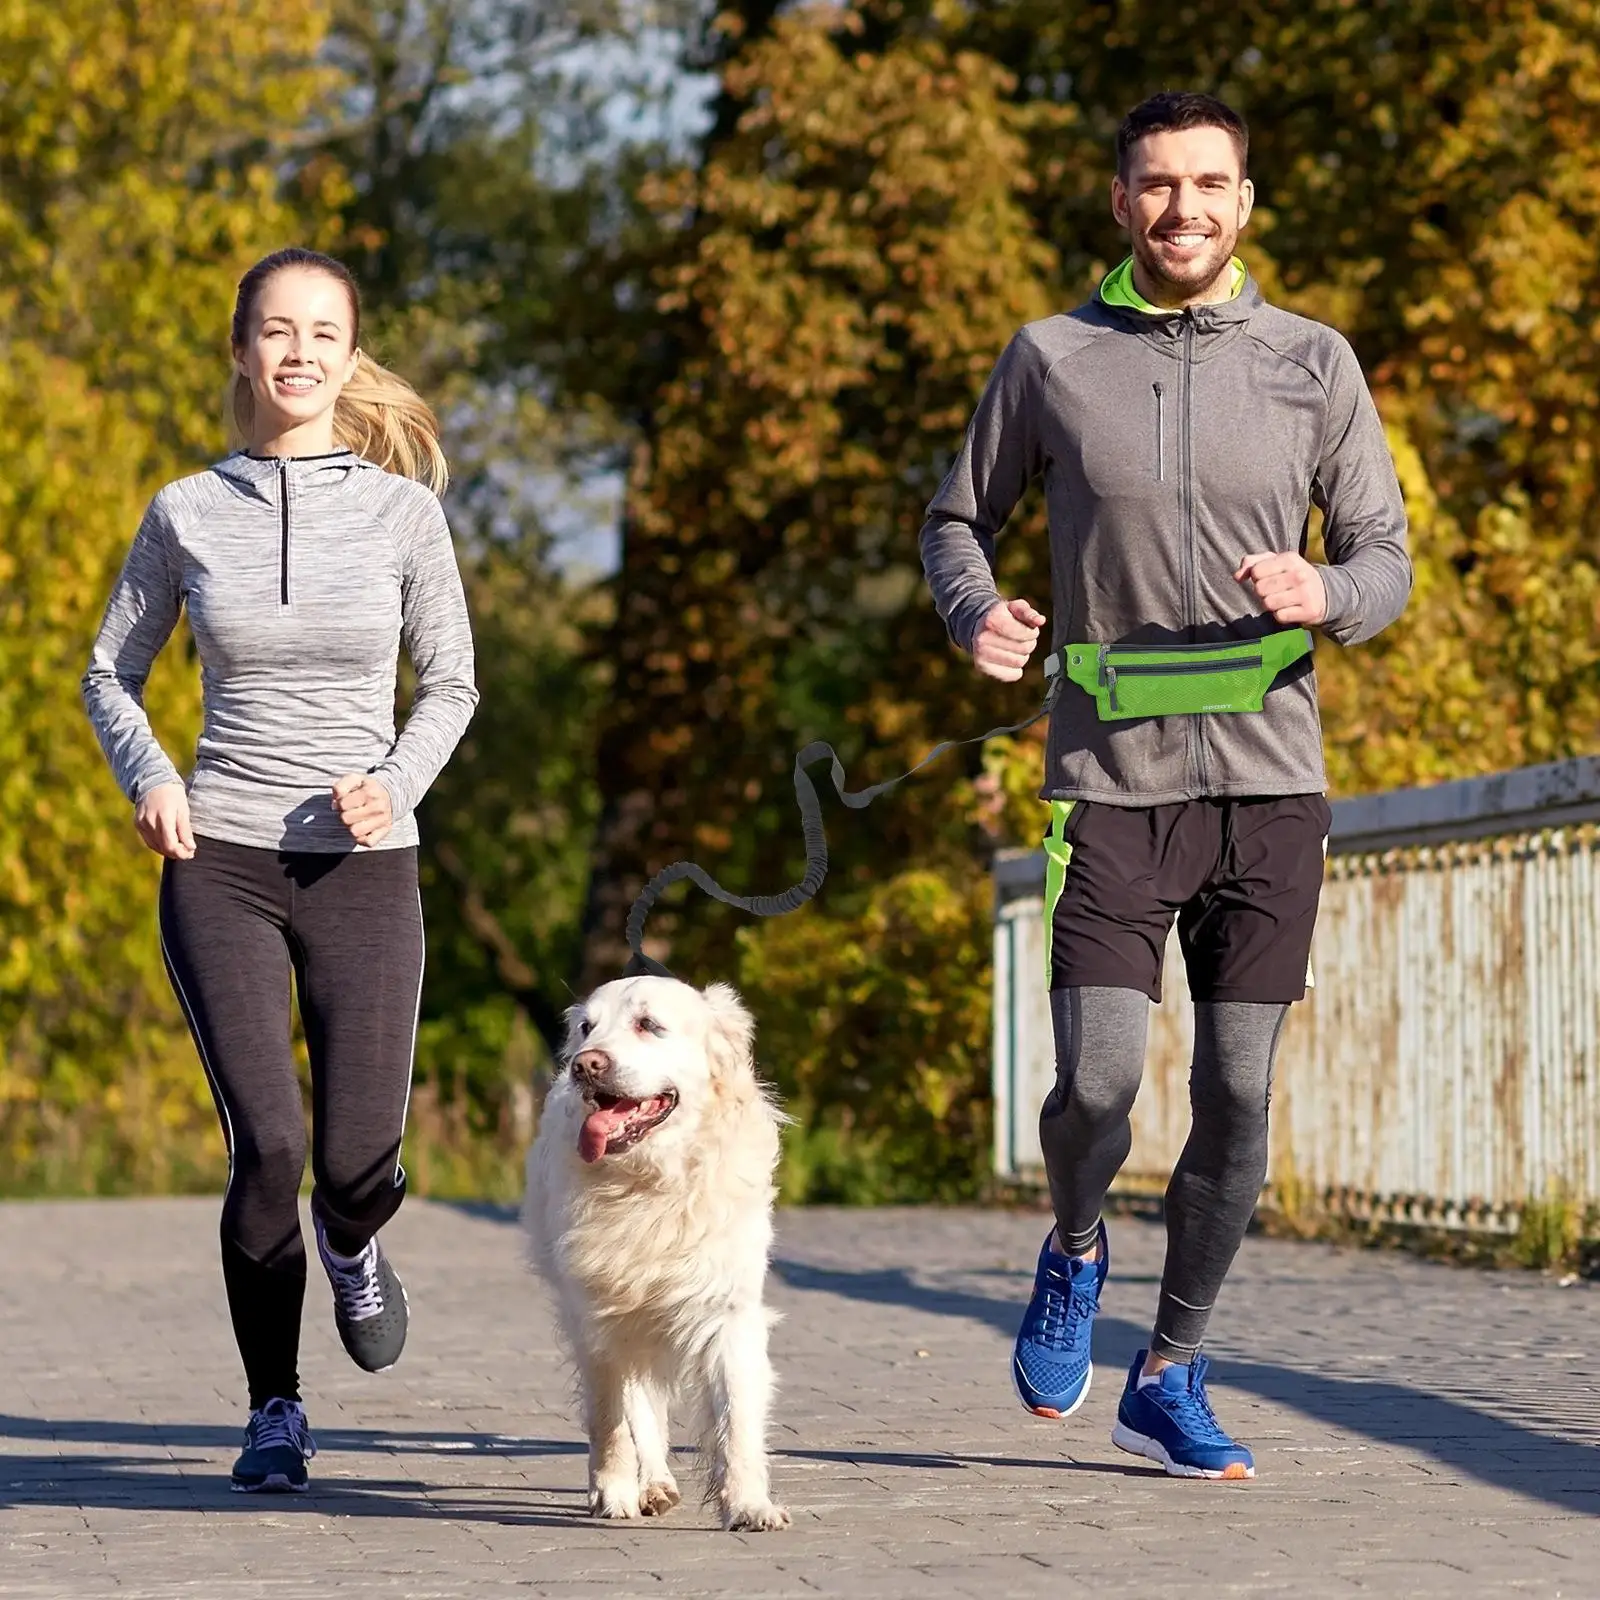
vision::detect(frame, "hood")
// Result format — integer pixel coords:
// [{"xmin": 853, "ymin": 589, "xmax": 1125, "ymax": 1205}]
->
[
  {"xmin": 1095, "ymin": 256, "xmax": 1262, "ymax": 337},
  {"xmin": 210, "ymin": 449, "xmax": 383, "ymax": 504}
]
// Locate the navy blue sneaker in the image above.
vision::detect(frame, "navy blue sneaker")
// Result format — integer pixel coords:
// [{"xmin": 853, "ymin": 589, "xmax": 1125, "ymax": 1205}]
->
[
  {"xmin": 1111, "ymin": 1350, "xmax": 1255, "ymax": 1479},
  {"xmin": 231, "ymin": 1398, "xmax": 316, "ymax": 1493},
  {"xmin": 1011, "ymin": 1222, "xmax": 1108, "ymax": 1418}
]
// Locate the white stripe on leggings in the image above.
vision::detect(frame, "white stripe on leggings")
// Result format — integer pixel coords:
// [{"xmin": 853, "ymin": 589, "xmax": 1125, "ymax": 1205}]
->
[
  {"xmin": 160, "ymin": 918, "xmax": 238, "ymax": 1207},
  {"xmin": 392, "ymin": 883, "xmax": 425, "ymax": 1188}
]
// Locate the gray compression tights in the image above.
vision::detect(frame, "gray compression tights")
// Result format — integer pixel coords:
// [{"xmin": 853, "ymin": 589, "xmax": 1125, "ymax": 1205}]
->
[{"xmin": 1038, "ymin": 986, "xmax": 1288, "ymax": 1362}]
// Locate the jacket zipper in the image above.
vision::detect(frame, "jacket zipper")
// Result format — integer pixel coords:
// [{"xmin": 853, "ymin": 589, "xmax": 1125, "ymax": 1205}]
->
[
  {"xmin": 1180, "ymin": 316, "xmax": 1209, "ymax": 789},
  {"xmin": 278, "ymin": 459, "xmax": 290, "ymax": 607},
  {"xmin": 1153, "ymin": 381, "xmax": 1166, "ymax": 481}
]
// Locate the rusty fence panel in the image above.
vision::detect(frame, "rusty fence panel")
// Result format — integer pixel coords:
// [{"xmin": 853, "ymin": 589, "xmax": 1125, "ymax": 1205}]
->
[{"xmin": 991, "ymin": 757, "xmax": 1600, "ymax": 1227}]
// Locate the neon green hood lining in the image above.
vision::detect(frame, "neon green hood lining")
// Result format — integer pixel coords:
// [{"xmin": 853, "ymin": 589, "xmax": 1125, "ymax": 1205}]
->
[{"xmin": 1100, "ymin": 254, "xmax": 1246, "ymax": 314}]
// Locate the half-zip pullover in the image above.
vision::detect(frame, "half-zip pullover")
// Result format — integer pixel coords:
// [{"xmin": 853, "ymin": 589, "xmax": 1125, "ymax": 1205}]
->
[
  {"xmin": 84, "ymin": 450, "xmax": 478, "ymax": 851},
  {"xmin": 919, "ymin": 266, "xmax": 1412, "ymax": 804}
]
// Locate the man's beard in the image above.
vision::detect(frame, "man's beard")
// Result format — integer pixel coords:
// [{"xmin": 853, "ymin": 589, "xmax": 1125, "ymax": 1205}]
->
[{"xmin": 1130, "ymin": 228, "xmax": 1238, "ymax": 301}]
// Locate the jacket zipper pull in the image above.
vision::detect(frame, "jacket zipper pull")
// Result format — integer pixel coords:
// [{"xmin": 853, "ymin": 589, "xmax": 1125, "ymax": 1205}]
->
[{"xmin": 1153, "ymin": 381, "xmax": 1166, "ymax": 481}]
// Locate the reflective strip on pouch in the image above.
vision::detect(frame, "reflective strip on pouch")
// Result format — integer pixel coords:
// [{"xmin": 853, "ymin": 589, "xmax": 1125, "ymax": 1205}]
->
[{"xmin": 1042, "ymin": 799, "xmax": 1077, "ymax": 986}]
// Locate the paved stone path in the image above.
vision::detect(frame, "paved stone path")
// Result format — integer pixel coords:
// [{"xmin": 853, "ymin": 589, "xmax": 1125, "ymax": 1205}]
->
[{"xmin": 3, "ymin": 1198, "xmax": 1597, "ymax": 1598}]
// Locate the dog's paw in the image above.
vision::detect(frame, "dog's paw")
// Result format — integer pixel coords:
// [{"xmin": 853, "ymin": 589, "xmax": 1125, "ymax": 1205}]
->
[
  {"xmin": 723, "ymin": 1498, "xmax": 791, "ymax": 1533},
  {"xmin": 640, "ymin": 1477, "xmax": 681, "ymax": 1517},
  {"xmin": 589, "ymin": 1481, "xmax": 644, "ymax": 1520}
]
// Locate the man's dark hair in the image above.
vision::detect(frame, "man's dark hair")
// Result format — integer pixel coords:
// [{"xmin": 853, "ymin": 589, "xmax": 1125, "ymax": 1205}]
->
[{"xmin": 1115, "ymin": 92, "xmax": 1249, "ymax": 179}]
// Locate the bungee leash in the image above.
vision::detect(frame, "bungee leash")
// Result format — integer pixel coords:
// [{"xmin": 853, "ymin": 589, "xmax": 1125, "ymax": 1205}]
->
[
  {"xmin": 622, "ymin": 674, "xmax": 1064, "ymax": 978},
  {"xmin": 621, "ymin": 626, "xmax": 1311, "ymax": 978}
]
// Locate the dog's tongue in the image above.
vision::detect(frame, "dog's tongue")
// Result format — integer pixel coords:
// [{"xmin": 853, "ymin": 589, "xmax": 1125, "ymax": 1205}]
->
[{"xmin": 578, "ymin": 1100, "xmax": 641, "ymax": 1164}]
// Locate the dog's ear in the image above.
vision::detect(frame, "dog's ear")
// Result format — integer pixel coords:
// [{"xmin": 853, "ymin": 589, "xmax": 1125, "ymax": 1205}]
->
[
  {"xmin": 558, "ymin": 1002, "xmax": 589, "ymax": 1071},
  {"xmin": 701, "ymin": 982, "xmax": 755, "ymax": 1080}
]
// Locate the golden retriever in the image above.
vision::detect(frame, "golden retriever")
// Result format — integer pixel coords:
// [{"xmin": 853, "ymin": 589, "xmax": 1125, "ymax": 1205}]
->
[{"xmin": 522, "ymin": 975, "xmax": 790, "ymax": 1531}]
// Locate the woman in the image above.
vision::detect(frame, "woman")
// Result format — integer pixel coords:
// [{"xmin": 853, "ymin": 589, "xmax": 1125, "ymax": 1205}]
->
[{"xmin": 82, "ymin": 248, "xmax": 478, "ymax": 1493}]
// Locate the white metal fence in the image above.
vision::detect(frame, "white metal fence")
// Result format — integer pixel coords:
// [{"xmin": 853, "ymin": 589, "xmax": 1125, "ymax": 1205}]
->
[{"xmin": 992, "ymin": 757, "xmax": 1600, "ymax": 1226}]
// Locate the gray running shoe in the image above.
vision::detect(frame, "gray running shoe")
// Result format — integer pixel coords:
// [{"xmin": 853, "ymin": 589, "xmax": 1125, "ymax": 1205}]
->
[
  {"xmin": 314, "ymin": 1213, "xmax": 409, "ymax": 1373},
  {"xmin": 231, "ymin": 1398, "xmax": 316, "ymax": 1493}
]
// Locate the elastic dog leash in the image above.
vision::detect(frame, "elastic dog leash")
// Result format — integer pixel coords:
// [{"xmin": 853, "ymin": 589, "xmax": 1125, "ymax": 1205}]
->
[
  {"xmin": 622, "ymin": 626, "xmax": 1311, "ymax": 977},
  {"xmin": 623, "ymin": 674, "xmax": 1064, "ymax": 978}
]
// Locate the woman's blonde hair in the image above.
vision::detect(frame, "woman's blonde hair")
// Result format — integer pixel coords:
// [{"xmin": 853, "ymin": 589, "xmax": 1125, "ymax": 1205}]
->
[{"xmin": 226, "ymin": 247, "xmax": 449, "ymax": 495}]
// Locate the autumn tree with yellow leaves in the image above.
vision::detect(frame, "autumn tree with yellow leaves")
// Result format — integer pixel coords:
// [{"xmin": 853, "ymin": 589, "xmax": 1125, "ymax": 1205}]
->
[{"xmin": 0, "ymin": 1, "xmax": 341, "ymax": 1189}]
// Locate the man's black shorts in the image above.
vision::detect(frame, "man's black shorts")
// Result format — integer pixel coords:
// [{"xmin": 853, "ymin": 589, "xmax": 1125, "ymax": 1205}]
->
[{"xmin": 1045, "ymin": 795, "xmax": 1331, "ymax": 1004}]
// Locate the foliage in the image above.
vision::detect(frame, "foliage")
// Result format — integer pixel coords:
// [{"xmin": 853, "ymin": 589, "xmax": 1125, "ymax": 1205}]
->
[
  {"xmin": 414, "ymin": 544, "xmax": 610, "ymax": 1122},
  {"xmin": 951, "ymin": 0, "xmax": 1600, "ymax": 792},
  {"xmin": 13, "ymin": 0, "xmax": 1600, "ymax": 1203},
  {"xmin": 577, "ymin": 0, "xmax": 1600, "ymax": 1195},
  {"xmin": 580, "ymin": 4, "xmax": 1066, "ymax": 985},
  {"xmin": 0, "ymin": 0, "xmax": 340, "ymax": 1191},
  {"xmin": 738, "ymin": 869, "xmax": 993, "ymax": 1203}
]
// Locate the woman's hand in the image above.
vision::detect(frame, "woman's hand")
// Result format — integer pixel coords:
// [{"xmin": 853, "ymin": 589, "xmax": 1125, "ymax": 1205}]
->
[
  {"xmin": 333, "ymin": 774, "xmax": 394, "ymax": 848},
  {"xmin": 134, "ymin": 782, "xmax": 197, "ymax": 860}
]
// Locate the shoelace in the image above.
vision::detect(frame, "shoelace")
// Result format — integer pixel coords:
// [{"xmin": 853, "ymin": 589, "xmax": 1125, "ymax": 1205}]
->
[
  {"xmin": 1032, "ymin": 1257, "xmax": 1092, "ymax": 1350},
  {"xmin": 326, "ymin": 1240, "xmax": 385, "ymax": 1322},
  {"xmin": 1154, "ymin": 1355, "xmax": 1231, "ymax": 1443},
  {"xmin": 248, "ymin": 1398, "xmax": 317, "ymax": 1459}
]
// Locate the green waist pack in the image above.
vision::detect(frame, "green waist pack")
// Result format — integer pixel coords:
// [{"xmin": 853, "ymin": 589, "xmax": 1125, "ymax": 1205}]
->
[{"xmin": 1048, "ymin": 628, "xmax": 1312, "ymax": 721}]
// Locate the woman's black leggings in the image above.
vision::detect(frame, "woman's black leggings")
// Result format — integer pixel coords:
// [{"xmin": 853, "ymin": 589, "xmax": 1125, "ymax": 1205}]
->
[{"xmin": 159, "ymin": 838, "xmax": 424, "ymax": 1410}]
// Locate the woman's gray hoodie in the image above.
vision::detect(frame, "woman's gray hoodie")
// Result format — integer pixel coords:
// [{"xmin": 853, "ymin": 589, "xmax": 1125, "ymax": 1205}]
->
[{"xmin": 83, "ymin": 450, "xmax": 478, "ymax": 852}]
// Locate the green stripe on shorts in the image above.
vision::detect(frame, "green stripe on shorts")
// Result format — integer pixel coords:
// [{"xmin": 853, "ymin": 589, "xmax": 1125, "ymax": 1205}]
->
[{"xmin": 1042, "ymin": 799, "xmax": 1076, "ymax": 987}]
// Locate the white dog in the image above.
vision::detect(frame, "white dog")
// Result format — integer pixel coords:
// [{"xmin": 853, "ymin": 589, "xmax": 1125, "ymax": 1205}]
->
[{"xmin": 522, "ymin": 975, "xmax": 791, "ymax": 1532}]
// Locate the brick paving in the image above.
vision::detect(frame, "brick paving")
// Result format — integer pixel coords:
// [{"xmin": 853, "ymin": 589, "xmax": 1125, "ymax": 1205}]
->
[{"xmin": 2, "ymin": 1198, "xmax": 1597, "ymax": 1598}]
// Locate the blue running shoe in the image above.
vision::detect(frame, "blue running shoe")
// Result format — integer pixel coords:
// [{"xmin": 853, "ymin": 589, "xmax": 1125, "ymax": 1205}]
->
[
  {"xmin": 1011, "ymin": 1222, "xmax": 1108, "ymax": 1418},
  {"xmin": 231, "ymin": 1397, "xmax": 316, "ymax": 1493},
  {"xmin": 1111, "ymin": 1350, "xmax": 1255, "ymax": 1479}
]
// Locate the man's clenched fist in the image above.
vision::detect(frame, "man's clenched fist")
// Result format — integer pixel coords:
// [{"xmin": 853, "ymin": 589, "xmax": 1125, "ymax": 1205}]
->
[
  {"xmin": 1234, "ymin": 552, "xmax": 1327, "ymax": 626},
  {"xmin": 973, "ymin": 598, "xmax": 1047, "ymax": 682}
]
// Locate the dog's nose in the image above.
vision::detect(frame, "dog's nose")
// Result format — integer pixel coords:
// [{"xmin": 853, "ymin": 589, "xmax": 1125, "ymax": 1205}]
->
[{"xmin": 570, "ymin": 1048, "xmax": 614, "ymax": 1086}]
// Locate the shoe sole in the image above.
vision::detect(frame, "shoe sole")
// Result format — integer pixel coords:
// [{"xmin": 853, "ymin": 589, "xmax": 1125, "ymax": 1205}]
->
[
  {"xmin": 1110, "ymin": 1421, "xmax": 1254, "ymax": 1480},
  {"xmin": 1011, "ymin": 1357, "xmax": 1092, "ymax": 1420},
  {"xmin": 231, "ymin": 1474, "xmax": 309, "ymax": 1493}
]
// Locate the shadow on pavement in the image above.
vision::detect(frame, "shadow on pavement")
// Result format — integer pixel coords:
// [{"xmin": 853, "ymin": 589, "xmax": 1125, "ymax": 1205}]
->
[
  {"xmin": 0, "ymin": 1420, "xmax": 609, "ymax": 1524},
  {"xmin": 0, "ymin": 1416, "xmax": 583, "ymax": 1456},
  {"xmin": 770, "ymin": 1256, "xmax": 1600, "ymax": 1515}
]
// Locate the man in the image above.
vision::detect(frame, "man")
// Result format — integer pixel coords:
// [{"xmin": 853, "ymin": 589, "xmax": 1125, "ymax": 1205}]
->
[{"xmin": 920, "ymin": 91, "xmax": 1411, "ymax": 1478}]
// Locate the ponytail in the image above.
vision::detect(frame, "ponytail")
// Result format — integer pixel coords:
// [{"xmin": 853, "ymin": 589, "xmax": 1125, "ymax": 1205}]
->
[
  {"xmin": 226, "ymin": 248, "xmax": 450, "ymax": 496},
  {"xmin": 334, "ymin": 353, "xmax": 449, "ymax": 494}
]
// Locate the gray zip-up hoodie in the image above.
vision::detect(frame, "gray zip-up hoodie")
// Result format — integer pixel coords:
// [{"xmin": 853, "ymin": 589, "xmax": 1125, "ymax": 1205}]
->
[
  {"xmin": 83, "ymin": 450, "xmax": 478, "ymax": 852},
  {"xmin": 920, "ymin": 272, "xmax": 1412, "ymax": 804}
]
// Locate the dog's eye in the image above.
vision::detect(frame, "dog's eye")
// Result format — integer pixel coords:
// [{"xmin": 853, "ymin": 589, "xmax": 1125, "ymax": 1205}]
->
[
  {"xmin": 635, "ymin": 1015, "xmax": 666, "ymax": 1037},
  {"xmin": 578, "ymin": 1018, "xmax": 594, "ymax": 1038}
]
